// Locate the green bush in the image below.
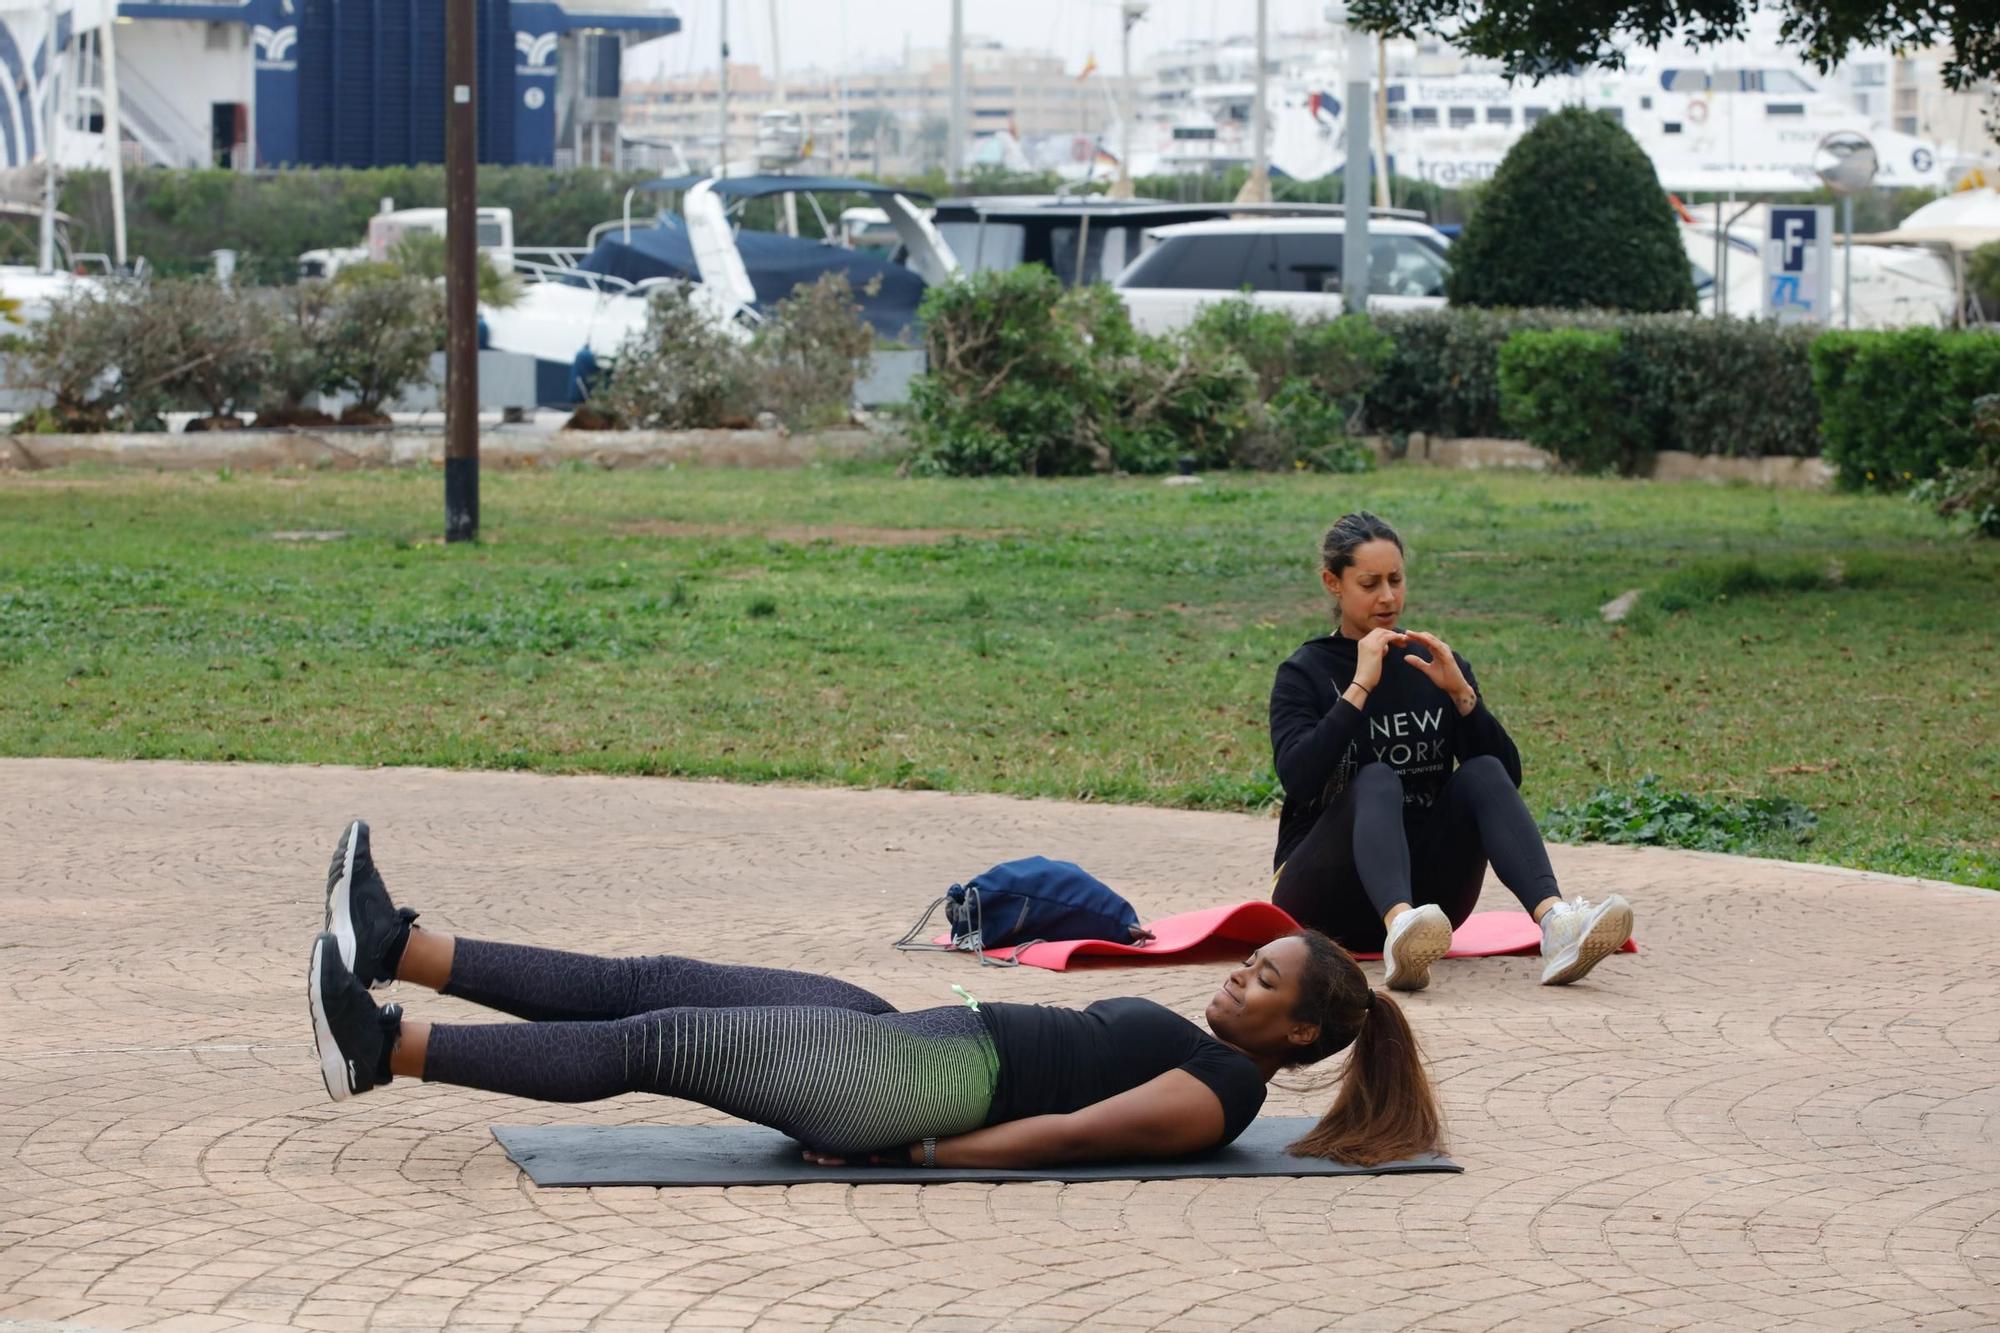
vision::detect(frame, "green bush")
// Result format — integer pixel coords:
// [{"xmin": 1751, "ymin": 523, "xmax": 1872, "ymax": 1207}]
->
[
  {"xmin": 1497, "ymin": 328, "xmax": 1632, "ymax": 473},
  {"xmin": 7, "ymin": 288, "xmax": 127, "ymax": 431},
  {"xmin": 255, "ymin": 283, "xmax": 340, "ymax": 425},
  {"xmin": 591, "ymin": 286, "xmax": 756, "ymax": 430},
  {"xmin": 751, "ymin": 273, "xmax": 877, "ymax": 430},
  {"xmin": 586, "ymin": 276, "xmax": 880, "ymax": 432},
  {"xmin": 1812, "ymin": 328, "xmax": 2000, "ymax": 489},
  {"xmin": 908, "ymin": 266, "xmax": 1117, "ymax": 475},
  {"xmin": 9, "ymin": 279, "xmax": 275, "ymax": 429},
  {"xmin": 146, "ymin": 277, "xmax": 274, "ymax": 424},
  {"xmin": 1446, "ymin": 108, "xmax": 1696, "ymax": 314},
  {"xmin": 321, "ymin": 266, "xmax": 447, "ymax": 424},
  {"xmin": 1179, "ymin": 299, "xmax": 1389, "ymax": 471},
  {"xmin": 1111, "ymin": 331, "xmax": 1256, "ymax": 473},
  {"xmin": 908, "ymin": 277, "xmax": 1390, "ymax": 476},
  {"xmin": 1914, "ymin": 393, "xmax": 2000, "ymax": 537}
]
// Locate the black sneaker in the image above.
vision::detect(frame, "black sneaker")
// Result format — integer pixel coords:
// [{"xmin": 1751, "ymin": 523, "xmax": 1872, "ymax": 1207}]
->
[
  {"xmin": 309, "ymin": 931, "xmax": 400, "ymax": 1102},
  {"xmin": 324, "ymin": 819, "xmax": 418, "ymax": 990}
]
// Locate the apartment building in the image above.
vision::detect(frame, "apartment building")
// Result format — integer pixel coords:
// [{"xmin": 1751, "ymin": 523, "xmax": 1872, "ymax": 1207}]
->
[{"xmin": 622, "ymin": 38, "xmax": 1123, "ymax": 177}]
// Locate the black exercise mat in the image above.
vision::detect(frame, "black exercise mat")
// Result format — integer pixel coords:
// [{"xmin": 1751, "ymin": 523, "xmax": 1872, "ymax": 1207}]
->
[{"xmin": 491, "ymin": 1119, "xmax": 1461, "ymax": 1186}]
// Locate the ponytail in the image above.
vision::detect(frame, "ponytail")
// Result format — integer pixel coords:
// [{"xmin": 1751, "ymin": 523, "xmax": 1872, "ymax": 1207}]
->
[{"xmin": 1286, "ymin": 986, "xmax": 1443, "ymax": 1166}]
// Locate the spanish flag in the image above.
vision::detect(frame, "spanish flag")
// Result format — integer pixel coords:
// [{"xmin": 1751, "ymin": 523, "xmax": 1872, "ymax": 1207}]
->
[{"xmin": 1078, "ymin": 54, "xmax": 1098, "ymax": 81}]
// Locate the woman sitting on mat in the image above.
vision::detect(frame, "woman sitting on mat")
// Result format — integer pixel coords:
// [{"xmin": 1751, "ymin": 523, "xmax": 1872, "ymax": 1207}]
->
[
  {"xmin": 311, "ymin": 821, "xmax": 1442, "ymax": 1169},
  {"xmin": 1269, "ymin": 511, "xmax": 1634, "ymax": 993}
]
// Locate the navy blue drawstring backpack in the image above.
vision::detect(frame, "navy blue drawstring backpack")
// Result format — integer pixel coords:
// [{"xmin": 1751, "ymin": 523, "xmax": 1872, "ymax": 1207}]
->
[{"xmin": 895, "ymin": 856, "xmax": 1142, "ymax": 967}]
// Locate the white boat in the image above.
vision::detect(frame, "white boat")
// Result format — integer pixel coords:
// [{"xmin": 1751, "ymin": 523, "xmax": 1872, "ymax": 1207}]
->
[
  {"xmin": 1678, "ymin": 203, "xmax": 1957, "ymax": 327},
  {"xmin": 478, "ymin": 173, "xmax": 960, "ymax": 404},
  {"xmin": 1114, "ymin": 20, "xmax": 1959, "ymax": 197}
]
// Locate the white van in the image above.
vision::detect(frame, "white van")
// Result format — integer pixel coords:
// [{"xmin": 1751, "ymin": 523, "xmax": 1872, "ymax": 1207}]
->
[
  {"xmin": 1113, "ymin": 217, "xmax": 1453, "ymax": 333},
  {"xmin": 299, "ymin": 206, "xmax": 516, "ymax": 281}
]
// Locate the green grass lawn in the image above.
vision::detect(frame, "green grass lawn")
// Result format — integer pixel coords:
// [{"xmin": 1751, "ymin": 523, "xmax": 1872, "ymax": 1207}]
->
[{"xmin": 3, "ymin": 461, "xmax": 1995, "ymax": 887}]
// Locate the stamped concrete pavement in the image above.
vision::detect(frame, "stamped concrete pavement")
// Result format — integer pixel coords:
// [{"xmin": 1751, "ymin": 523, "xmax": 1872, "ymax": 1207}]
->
[{"xmin": 1, "ymin": 758, "xmax": 1996, "ymax": 1332}]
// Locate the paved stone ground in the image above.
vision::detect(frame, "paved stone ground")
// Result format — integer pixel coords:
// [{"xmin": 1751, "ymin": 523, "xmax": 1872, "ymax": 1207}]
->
[{"xmin": 2, "ymin": 758, "xmax": 1996, "ymax": 1333}]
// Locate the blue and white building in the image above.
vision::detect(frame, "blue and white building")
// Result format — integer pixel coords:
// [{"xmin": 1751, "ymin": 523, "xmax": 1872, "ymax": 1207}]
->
[{"xmin": 0, "ymin": 0, "xmax": 677, "ymax": 172}]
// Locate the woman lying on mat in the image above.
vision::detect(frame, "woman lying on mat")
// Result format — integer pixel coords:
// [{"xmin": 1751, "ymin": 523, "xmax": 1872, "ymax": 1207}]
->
[
  {"xmin": 311, "ymin": 821, "xmax": 1442, "ymax": 1168},
  {"xmin": 1269, "ymin": 510, "xmax": 1635, "ymax": 993}
]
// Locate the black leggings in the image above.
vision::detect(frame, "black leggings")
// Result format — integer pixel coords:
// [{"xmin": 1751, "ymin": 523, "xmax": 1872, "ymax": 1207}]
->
[
  {"xmin": 422, "ymin": 939, "xmax": 998, "ymax": 1153},
  {"xmin": 1271, "ymin": 755, "xmax": 1559, "ymax": 953}
]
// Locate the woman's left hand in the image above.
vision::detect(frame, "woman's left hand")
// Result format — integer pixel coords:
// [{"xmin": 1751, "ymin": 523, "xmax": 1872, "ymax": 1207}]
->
[{"xmin": 1401, "ymin": 631, "xmax": 1477, "ymax": 713}]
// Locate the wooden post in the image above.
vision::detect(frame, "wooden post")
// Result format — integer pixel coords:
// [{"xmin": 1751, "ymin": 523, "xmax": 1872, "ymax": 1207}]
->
[{"xmin": 444, "ymin": 0, "xmax": 479, "ymax": 542}]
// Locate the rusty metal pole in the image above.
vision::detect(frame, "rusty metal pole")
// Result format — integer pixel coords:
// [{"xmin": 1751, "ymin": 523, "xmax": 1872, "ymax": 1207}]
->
[{"xmin": 444, "ymin": 0, "xmax": 479, "ymax": 542}]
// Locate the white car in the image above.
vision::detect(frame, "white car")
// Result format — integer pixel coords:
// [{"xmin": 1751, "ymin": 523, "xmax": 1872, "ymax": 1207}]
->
[{"xmin": 1113, "ymin": 216, "xmax": 1453, "ymax": 333}]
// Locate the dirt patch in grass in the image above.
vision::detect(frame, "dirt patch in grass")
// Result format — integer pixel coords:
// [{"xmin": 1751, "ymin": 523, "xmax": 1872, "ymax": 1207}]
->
[{"xmin": 614, "ymin": 520, "xmax": 1006, "ymax": 547}]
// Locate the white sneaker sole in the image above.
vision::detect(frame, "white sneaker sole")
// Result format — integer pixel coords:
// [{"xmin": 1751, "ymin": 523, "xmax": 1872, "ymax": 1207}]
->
[
  {"xmin": 1540, "ymin": 898, "xmax": 1634, "ymax": 986},
  {"xmin": 327, "ymin": 820, "xmax": 360, "ymax": 976},
  {"xmin": 1384, "ymin": 907, "xmax": 1454, "ymax": 992},
  {"xmin": 308, "ymin": 935, "xmax": 352, "ymax": 1102}
]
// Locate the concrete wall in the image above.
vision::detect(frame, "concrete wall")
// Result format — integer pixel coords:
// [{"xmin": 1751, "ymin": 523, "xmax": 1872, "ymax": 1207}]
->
[
  {"xmin": 1370, "ymin": 433, "xmax": 1837, "ymax": 488},
  {"xmin": 1, "ymin": 427, "xmax": 889, "ymax": 472}
]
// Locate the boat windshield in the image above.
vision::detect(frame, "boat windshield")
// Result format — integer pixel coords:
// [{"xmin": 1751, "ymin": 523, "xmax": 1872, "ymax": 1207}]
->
[{"xmin": 936, "ymin": 220, "xmax": 1027, "ymax": 272}]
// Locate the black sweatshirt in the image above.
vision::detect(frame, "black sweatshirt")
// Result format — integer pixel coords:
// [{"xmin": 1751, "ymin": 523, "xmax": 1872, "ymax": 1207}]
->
[{"xmin": 1268, "ymin": 632, "xmax": 1523, "ymax": 869}]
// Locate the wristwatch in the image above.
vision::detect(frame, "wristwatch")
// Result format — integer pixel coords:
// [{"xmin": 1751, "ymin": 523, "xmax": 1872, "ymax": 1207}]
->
[{"xmin": 921, "ymin": 1137, "xmax": 937, "ymax": 1168}]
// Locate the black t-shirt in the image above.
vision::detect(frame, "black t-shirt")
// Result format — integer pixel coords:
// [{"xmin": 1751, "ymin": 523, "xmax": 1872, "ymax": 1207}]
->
[
  {"xmin": 1268, "ymin": 632, "xmax": 1523, "ymax": 868},
  {"xmin": 978, "ymin": 997, "xmax": 1266, "ymax": 1146}
]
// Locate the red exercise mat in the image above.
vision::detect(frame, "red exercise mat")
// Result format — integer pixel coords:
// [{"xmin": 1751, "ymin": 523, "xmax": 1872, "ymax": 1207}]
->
[{"xmin": 939, "ymin": 902, "xmax": 1639, "ymax": 972}]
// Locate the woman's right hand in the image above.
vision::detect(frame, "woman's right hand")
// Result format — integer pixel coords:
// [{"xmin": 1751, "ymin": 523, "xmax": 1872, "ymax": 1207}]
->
[{"xmin": 1352, "ymin": 627, "xmax": 1407, "ymax": 692}]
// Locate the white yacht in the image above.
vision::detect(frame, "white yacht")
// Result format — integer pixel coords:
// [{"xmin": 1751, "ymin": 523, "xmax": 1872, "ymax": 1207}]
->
[{"xmin": 1113, "ymin": 22, "xmax": 1958, "ymax": 197}]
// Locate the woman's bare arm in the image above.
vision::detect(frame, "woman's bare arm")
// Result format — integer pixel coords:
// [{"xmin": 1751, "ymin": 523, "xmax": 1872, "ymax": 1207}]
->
[{"xmin": 924, "ymin": 1069, "xmax": 1228, "ymax": 1169}]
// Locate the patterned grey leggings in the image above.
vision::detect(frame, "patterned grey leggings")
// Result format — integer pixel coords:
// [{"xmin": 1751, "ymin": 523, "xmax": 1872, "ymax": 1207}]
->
[{"xmin": 422, "ymin": 938, "xmax": 998, "ymax": 1154}]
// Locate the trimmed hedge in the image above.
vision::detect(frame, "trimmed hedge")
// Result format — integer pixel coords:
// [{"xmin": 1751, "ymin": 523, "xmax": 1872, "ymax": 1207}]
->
[
  {"xmin": 1498, "ymin": 329, "xmax": 1632, "ymax": 474},
  {"xmin": 56, "ymin": 165, "xmax": 661, "ymax": 287},
  {"xmin": 1369, "ymin": 309, "xmax": 1823, "ymax": 459},
  {"xmin": 1812, "ymin": 328, "xmax": 2000, "ymax": 490},
  {"xmin": 1368, "ymin": 308, "xmax": 1581, "ymax": 439},
  {"xmin": 1614, "ymin": 316, "xmax": 1823, "ymax": 460}
]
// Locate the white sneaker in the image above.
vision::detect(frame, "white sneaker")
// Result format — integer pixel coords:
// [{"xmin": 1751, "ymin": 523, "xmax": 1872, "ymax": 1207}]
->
[
  {"xmin": 1382, "ymin": 903, "xmax": 1453, "ymax": 992},
  {"xmin": 1539, "ymin": 895, "xmax": 1634, "ymax": 986}
]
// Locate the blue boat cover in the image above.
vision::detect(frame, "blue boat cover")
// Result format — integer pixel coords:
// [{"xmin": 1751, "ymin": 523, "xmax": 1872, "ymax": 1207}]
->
[{"xmin": 574, "ymin": 219, "xmax": 927, "ymax": 339}]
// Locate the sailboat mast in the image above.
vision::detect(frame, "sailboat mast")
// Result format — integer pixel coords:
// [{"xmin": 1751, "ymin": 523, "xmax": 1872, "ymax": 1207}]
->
[
  {"xmin": 38, "ymin": 0, "xmax": 60, "ymax": 275},
  {"xmin": 948, "ymin": 0, "xmax": 964, "ymax": 189},
  {"xmin": 1373, "ymin": 36, "xmax": 1389, "ymax": 209},
  {"xmin": 717, "ymin": 0, "xmax": 730, "ymax": 176},
  {"xmin": 1248, "ymin": 0, "xmax": 1268, "ymax": 199},
  {"xmin": 102, "ymin": 12, "xmax": 126, "ymax": 267}
]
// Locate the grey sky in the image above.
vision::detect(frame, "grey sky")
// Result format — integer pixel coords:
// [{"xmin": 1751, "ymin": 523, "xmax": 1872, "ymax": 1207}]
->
[{"xmin": 624, "ymin": 0, "xmax": 1342, "ymax": 81}]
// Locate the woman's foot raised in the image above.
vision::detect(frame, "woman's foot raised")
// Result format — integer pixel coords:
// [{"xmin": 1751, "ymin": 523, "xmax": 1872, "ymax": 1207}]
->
[
  {"xmin": 1382, "ymin": 903, "xmax": 1453, "ymax": 992},
  {"xmin": 324, "ymin": 820, "xmax": 419, "ymax": 989},
  {"xmin": 308, "ymin": 931, "xmax": 401, "ymax": 1101},
  {"xmin": 1538, "ymin": 894, "xmax": 1634, "ymax": 985}
]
